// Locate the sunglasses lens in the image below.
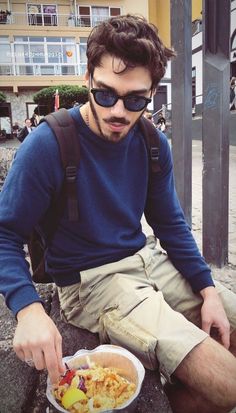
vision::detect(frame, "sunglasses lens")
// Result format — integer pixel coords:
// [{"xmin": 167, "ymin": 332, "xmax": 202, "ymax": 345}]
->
[
  {"xmin": 91, "ymin": 88, "xmax": 151, "ymax": 112},
  {"xmin": 124, "ymin": 96, "xmax": 149, "ymax": 111},
  {"xmin": 93, "ymin": 90, "xmax": 117, "ymax": 107}
]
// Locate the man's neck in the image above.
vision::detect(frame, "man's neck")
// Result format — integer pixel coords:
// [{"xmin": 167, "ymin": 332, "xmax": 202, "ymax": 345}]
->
[{"xmin": 80, "ymin": 103, "xmax": 99, "ymax": 136}]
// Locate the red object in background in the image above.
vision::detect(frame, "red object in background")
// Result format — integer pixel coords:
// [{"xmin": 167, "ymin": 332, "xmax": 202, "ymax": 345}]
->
[{"xmin": 54, "ymin": 89, "xmax": 59, "ymax": 111}]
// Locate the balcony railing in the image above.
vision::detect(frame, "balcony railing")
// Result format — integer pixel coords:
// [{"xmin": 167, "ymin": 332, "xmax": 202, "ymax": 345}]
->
[
  {"xmin": 0, "ymin": 63, "xmax": 87, "ymax": 76},
  {"xmin": 2, "ymin": 12, "xmax": 110, "ymax": 27}
]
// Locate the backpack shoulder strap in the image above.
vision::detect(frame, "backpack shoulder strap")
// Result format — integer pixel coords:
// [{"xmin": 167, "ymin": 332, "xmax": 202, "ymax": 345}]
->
[
  {"xmin": 41, "ymin": 108, "xmax": 80, "ymax": 222},
  {"xmin": 139, "ymin": 116, "xmax": 161, "ymax": 173}
]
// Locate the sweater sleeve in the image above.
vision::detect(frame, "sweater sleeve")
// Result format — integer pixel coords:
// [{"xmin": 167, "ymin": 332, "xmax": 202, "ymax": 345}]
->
[
  {"xmin": 144, "ymin": 133, "xmax": 214, "ymax": 293},
  {"xmin": 0, "ymin": 123, "xmax": 62, "ymax": 316}
]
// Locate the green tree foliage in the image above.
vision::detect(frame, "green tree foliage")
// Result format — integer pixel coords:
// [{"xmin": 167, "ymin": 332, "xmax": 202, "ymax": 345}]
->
[
  {"xmin": 33, "ymin": 85, "xmax": 88, "ymax": 115},
  {"xmin": 0, "ymin": 91, "xmax": 7, "ymax": 104}
]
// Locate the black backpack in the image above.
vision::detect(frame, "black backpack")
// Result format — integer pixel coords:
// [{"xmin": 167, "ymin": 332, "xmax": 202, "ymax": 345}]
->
[{"xmin": 28, "ymin": 108, "xmax": 161, "ymax": 283}]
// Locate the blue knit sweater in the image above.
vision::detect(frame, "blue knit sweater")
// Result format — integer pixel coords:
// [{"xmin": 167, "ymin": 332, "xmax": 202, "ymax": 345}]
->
[{"xmin": 0, "ymin": 108, "xmax": 214, "ymax": 315}]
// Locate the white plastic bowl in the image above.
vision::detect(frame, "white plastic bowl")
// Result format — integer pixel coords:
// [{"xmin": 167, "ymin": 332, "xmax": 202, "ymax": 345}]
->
[{"xmin": 46, "ymin": 344, "xmax": 145, "ymax": 413}]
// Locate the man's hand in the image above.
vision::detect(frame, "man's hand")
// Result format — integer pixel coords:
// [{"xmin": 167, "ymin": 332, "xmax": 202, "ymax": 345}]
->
[
  {"xmin": 13, "ymin": 302, "xmax": 65, "ymax": 384},
  {"xmin": 200, "ymin": 286, "xmax": 230, "ymax": 349}
]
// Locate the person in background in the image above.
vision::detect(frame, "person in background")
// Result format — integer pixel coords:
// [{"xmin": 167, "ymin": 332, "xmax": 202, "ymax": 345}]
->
[
  {"xmin": 230, "ymin": 77, "xmax": 236, "ymax": 111},
  {"xmin": 12, "ymin": 121, "xmax": 20, "ymax": 139},
  {"xmin": 156, "ymin": 111, "xmax": 166, "ymax": 132},
  {"xmin": 17, "ymin": 118, "xmax": 33, "ymax": 143},
  {"xmin": 30, "ymin": 112, "xmax": 40, "ymax": 128},
  {"xmin": 143, "ymin": 109, "xmax": 154, "ymax": 123},
  {"xmin": 0, "ymin": 14, "xmax": 236, "ymax": 413}
]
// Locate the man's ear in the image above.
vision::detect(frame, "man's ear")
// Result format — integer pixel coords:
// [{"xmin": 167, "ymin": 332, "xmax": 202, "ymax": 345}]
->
[
  {"xmin": 151, "ymin": 88, "xmax": 157, "ymax": 97},
  {"xmin": 85, "ymin": 70, "xmax": 89, "ymax": 87}
]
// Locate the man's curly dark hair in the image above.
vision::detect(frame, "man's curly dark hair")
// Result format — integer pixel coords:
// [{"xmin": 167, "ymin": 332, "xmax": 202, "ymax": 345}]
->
[{"xmin": 86, "ymin": 14, "xmax": 176, "ymax": 89}]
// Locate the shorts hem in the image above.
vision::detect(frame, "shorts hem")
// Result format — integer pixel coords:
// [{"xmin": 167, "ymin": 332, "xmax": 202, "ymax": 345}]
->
[{"xmin": 159, "ymin": 331, "xmax": 209, "ymax": 382}]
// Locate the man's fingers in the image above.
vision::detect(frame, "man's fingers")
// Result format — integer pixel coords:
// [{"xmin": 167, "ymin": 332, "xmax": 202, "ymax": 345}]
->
[
  {"xmin": 218, "ymin": 324, "xmax": 230, "ymax": 349},
  {"xmin": 44, "ymin": 349, "xmax": 61, "ymax": 384},
  {"xmin": 55, "ymin": 334, "xmax": 65, "ymax": 374},
  {"xmin": 221, "ymin": 332, "xmax": 230, "ymax": 349},
  {"xmin": 13, "ymin": 304, "xmax": 64, "ymax": 382},
  {"xmin": 44, "ymin": 335, "xmax": 64, "ymax": 384},
  {"xmin": 201, "ymin": 320, "xmax": 211, "ymax": 335},
  {"xmin": 13, "ymin": 345, "xmax": 25, "ymax": 362},
  {"xmin": 202, "ymin": 320, "xmax": 230, "ymax": 349},
  {"xmin": 32, "ymin": 348, "xmax": 46, "ymax": 370}
]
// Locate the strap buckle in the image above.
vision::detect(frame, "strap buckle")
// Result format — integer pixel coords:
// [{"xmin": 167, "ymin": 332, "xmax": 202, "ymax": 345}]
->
[
  {"xmin": 150, "ymin": 147, "xmax": 160, "ymax": 163},
  {"xmin": 66, "ymin": 165, "xmax": 77, "ymax": 182}
]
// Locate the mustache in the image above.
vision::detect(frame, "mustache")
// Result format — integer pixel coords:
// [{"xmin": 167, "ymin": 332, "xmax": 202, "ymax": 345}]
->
[{"xmin": 104, "ymin": 117, "xmax": 130, "ymax": 125}]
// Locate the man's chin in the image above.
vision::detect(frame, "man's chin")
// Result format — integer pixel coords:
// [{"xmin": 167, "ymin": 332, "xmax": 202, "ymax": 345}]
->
[{"xmin": 102, "ymin": 124, "xmax": 131, "ymax": 142}]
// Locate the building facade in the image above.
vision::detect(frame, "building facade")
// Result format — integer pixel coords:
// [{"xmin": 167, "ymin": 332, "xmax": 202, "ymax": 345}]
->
[
  {"xmin": 192, "ymin": 0, "xmax": 236, "ymax": 114},
  {"xmin": 0, "ymin": 0, "xmax": 151, "ymax": 132}
]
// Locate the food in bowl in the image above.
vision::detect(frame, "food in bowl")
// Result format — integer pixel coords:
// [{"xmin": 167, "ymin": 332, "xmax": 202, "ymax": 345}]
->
[
  {"xmin": 53, "ymin": 358, "xmax": 136, "ymax": 412},
  {"xmin": 46, "ymin": 345, "xmax": 145, "ymax": 413}
]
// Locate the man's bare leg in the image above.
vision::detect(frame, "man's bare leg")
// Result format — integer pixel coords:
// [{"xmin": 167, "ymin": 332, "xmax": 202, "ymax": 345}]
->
[
  {"xmin": 165, "ymin": 381, "xmax": 228, "ymax": 413},
  {"xmin": 165, "ymin": 336, "xmax": 236, "ymax": 413},
  {"xmin": 229, "ymin": 330, "xmax": 236, "ymax": 356}
]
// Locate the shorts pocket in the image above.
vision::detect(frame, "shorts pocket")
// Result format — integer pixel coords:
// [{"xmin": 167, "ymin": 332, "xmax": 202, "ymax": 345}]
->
[{"xmin": 99, "ymin": 306, "xmax": 159, "ymax": 371}]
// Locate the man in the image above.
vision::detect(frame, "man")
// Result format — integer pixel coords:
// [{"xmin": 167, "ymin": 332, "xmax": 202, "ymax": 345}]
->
[
  {"xmin": 230, "ymin": 77, "xmax": 236, "ymax": 111},
  {"xmin": 156, "ymin": 111, "xmax": 166, "ymax": 131},
  {"xmin": 0, "ymin": 15, "xmax": 235, "ymax": 413},
  {"xmin": 143, "ymin": 109, "xmax": 154, "ymax": 122},
  {"xmin": 17, "ymin": 118, "xmax": 33, "ymax": 142},
  {"xmin": 12, "ymin": 121, "xmax": 20, "ymax": 139}
]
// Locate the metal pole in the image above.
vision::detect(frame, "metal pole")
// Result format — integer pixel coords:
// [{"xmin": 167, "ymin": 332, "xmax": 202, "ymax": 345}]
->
[
  {"xmin": 170, "ymin": 0, "xmax": 192, "ymax": 226},
  {"xmin": 202, "ymin": 0, "xmax": 230, "ymax": 266}
]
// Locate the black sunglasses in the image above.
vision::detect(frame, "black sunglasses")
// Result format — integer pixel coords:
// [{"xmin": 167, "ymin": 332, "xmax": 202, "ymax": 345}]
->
[{"xmin": 90, "ymin": 88, "xmax": 152, "ymax": 112}]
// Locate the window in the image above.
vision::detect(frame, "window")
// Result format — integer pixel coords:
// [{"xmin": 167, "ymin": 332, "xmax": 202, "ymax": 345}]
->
[
  {"xmin": 0, "ymin": 39, "xmax": 11, "ymax": 63},
  {"xmin": 16, "ymin": 66, "xmax": 34, "ymax": 75},
  {"xmin": 79, "ymin": 37, "xmax": 87, "ymax": 75},
  {"xmin": 91, "ymin": 7, "xmax": 109, "ymax": 26},
  {"xmin": 26, "ymin": 102, "xmax": 38, "ymax": 119},
  {"xmin": 40, "ymin": 66, "xmax": 55, "ymax": 75},
  {"xmin": 78, "ymin": 6, "xmax": 90, "ymax": 26},
  {"xmin": 29, "ymin": 44, "xmax": 45, "ymax": 63},
  {"xmin": 110, "ymin": 8, "xmax": 120, "ymax": 16},
  {"xmin": 0, "ymin": 36, "xmax": 12, "ymax": 75},
  {"xmin": 27, "ymin": 4, "xmax": 57, "ymax": 26},
  {"xmin": 0, "ymin": 36, "xmax": 9, "ymax": 42},
  {"xmin": 47, "ymin": 44, "xmax": 63, "ymax": 63},
  {"xmin": 62, "ymin": 45, "xmax": 76, "ymax": 64},
  {"xmin": 61, "ymin": 66, "xmax": 75, "ymax": 75},
  {"xmin": 78, "ymin": 6, "xmax": 121, "ymax": 27},
  {"xmin": 12, "ymin": 36, "xmax": 79, "ymax": 76}
]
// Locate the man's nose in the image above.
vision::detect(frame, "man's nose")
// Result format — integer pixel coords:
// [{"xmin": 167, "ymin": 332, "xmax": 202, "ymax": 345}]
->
[{"xmin": 110, "ymin": 98, "xmax": 126, "ymax": 117}]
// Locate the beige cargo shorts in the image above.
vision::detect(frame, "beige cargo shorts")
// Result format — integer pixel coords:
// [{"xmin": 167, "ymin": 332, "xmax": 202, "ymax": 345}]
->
[{"xmin": 58, "ymin": 236, "xmax": 236, "ymax": 381}]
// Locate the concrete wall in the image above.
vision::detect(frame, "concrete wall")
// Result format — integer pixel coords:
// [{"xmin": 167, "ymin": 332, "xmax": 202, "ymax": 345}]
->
[{"xmin": 4, "ymin": 90, "xmax": 38, "ymax": 126}]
